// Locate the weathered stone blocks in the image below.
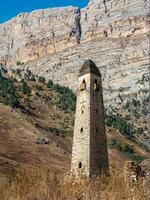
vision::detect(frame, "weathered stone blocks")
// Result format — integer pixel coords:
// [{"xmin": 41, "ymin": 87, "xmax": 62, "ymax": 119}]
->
[{"xmin": 71, "ymin": 60, "xmax": 109, "ymax": 176}]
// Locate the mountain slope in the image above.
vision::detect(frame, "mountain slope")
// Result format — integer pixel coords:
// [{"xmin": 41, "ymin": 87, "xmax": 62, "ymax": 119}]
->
[{"xmin": 0, "ymin": 75, "xmax": 149, "ymax": 184}]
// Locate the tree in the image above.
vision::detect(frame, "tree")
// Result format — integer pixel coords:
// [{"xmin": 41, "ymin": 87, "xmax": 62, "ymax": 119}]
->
[
  {"xmin": 38, "ymin": 76, "xmax": 45, "ymax": 84},
  {"xmin": 22, "ymin": 82, "xmax": 31, "ymax": 95},
  {"xmin": 0, "ymin": 73, "xmax": 20, "ymax": 108},
  {"xmin": 47, "ymin": 80, "xmax": 53, "ymax": 88}
]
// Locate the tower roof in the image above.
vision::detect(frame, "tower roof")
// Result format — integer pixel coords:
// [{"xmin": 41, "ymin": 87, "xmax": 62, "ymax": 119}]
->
[{"xmin": 79, "ymin": 60, "xmax": 101, "ymax": 77}]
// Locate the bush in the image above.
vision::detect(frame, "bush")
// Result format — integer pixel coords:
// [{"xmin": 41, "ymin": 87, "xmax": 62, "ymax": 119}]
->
[
  {"xmin": 131, "ymin": 98, "xmax": 140, "ymax": 107},
  {"xmin": 133, "ymin": 111, "xmax": 141, "ymax": 119},
  {"xmin": 16, "ymin": 68, "xmax": 21, "ymax": 75},
  {"xmin": 21, "ymin": 82, "xmax": 31, "ymax": 95},
  {"xmin": 109, "ymin": 139, "xmax": 117, "ymax": 146},
  {"xmin": 0, "ymin": 71, "xmax": 20, "ymax": 108},
  {"xmin": 129, "ymin": 154, "xmax": 144, "ymax": 163},
  {"xmin": 36, "ymin": 85, "xmax": 43, "ymax": 91},
  {"xmin": 47, "ymin": 80, "xmax": 53, "ymax": 88},
  {"xmin": 38, "ymin": 76, "xmax": 45, "ymax": 84},
  {"xmin": 25, "ymin": 69, "xmax": 36, "ymax": 81},
  {"xmin": 41, "ymin": 125, "xmax": 71, "ymax": 137},
  {"xmin": 49, "ymin": 83, "xmax": 76, "ymax": 112},
  {"xmin": 137, "ymin": 127, "xmax": 144, "ymax": 134},
  {"xmin": 30, "ymin": 76, "xmax": 36, "ymax": 81},
  {"xmin": 109, "ymin": 139, "xmax": 134, "ymax": 154},
  {"xmin": 105, "ymin": 112, "xmax": 135, "ymax": 138},
  {"xmin": 123, "ymin": 101, "xmax": 130, "ymax": 109},
  {"xmin": 16, "ymin": 61, "xmax": 24, "ymax": 65},
  {"xmin": 118, "ymin": 143, "xmax": 134, "ymax": 154},
  {"xmin": 108, "ymin": 139, "xmax": 144, "ymax": 163}
]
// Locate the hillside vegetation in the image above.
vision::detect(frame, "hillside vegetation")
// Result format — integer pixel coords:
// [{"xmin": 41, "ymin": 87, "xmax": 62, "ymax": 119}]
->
[
  {"xmin": 0, "ymin": 69, "xmax": 76, "ymax": 112},
  {"xmin": 2, "ymin": 164, "xmax": 150, "ymax": 200},
  {"xmin": 0, "ymin": 69, "xmax": 149, "ymax": 199}
]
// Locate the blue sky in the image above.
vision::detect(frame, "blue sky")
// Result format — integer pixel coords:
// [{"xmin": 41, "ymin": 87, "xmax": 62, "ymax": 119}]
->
[{"xmin": 0, "ymin": 0, "xmax": 89, "ymax": 24}]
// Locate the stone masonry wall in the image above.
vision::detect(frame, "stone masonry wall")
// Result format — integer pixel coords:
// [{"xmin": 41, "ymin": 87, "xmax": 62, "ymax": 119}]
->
[
  {"xmin": 71, "ymin": 73, "xmax": 91, "ymax": 176},
  {"xmin": 90, "ymin": 73, "xmax": 109, "ymax": 175},
  {"xmin": 71, "ymin": 70, "xmax": 109, "ymax": 176}
]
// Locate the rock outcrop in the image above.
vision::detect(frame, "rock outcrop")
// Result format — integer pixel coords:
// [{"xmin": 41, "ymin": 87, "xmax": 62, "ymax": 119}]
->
[{"xmin": 0, "ymin": 0, "xmax": 149, "ymax": 108}]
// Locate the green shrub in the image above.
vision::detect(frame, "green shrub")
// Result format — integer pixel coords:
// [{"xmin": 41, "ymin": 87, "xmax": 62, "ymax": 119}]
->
[
  {"xmin": 109, "ymin": 139, "xmax": 134, "ymax": 154},
  {"xmin": 16, "ymin": 69, "xmax": 21, "ymax": 75},
  {"xmin": 131, "ymin": 99, "xmax": 140, "ymax": 107},
  {"xmin": 0, "ymin": 71, "xmax": 20, "ymax": 107},
  {"xmin": 42, "ymin": 126, "xmax": 71, "ymax": 137},
  {"xmin": 35, "ymin": 85, "xmax": 43, "ymax": 91},
  {"xmin": 30, "ymin": 76, "xmax": 36, "ymax": 81},
  {"xmin": 38, "ymin": 76, "xmax": 45, "ymax": 84},
  {"xmin": 133, "ymin": 111, "xmax": 141, "ymax": 119},
  {"xmin": 123, "ymin": 101, "xmax": 130, "ymax": 109},
  {"xmin": 47, "ymin": 80, "xmax": 53, "ymax": 88},
  {"xmin": 109, "ymin": 139, "xmax": 117, "ymax": 146},
  {"xmin": 118, "ymin": 143, "xmax": 134, "ymax": 153},
  {"xmin": 50, "ymin": 83, "xmax": 76, "ymax": 112},
  {"xmin": 137, "ymin": 127, "xmax": 144, "ymax": 134},
  {"xmin": 25, "ymin": 69, "xmax": 36, "ymax": 81},
  {"xmin": 105, "ymin": 112, "xmax": 135, "ymax": 138},
  {"xmin": 129, "ymin": 154, "xmax": 144, "ymax": 163},
  {"xmin": 108, "ymin": 139, "xmax": 144, "ymax": 163},
  {"xmin": 16, "ymin": 61, "xmax": 24, "ymax": 65},
  {"xmin": 21, "ymin": 82, "xmax": 31, "ymax": 95}
]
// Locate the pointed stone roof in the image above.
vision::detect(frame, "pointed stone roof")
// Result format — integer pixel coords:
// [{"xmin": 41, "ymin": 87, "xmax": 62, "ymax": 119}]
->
[{"xmin": 79, "ymin": 60, "xmax": 101, "ymax": 77}]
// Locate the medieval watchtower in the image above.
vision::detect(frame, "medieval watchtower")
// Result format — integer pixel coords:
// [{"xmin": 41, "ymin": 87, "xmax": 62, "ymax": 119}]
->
[{"xmin": 71, "ymin": 60, "xmax": 109, "ymax": 177}]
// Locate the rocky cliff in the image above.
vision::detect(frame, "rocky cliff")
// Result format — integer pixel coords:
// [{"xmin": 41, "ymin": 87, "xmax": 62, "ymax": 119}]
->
[
  {"xmin": 0, "ymin": 0, "xmax": 149, "ymax": 96},
  {"xmin": 0, "ymin": 0, "xmax": 149, "ymax": 146},
  {"xmin": 0, "ymin": 0, "xmax": 149, "ymax": 106}
]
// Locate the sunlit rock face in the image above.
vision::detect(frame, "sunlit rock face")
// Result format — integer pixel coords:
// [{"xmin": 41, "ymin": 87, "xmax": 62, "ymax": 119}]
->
[
  {"xmin": 0, "ymin": 0, "xmax": 149, "ymax": 147},
  {"xmin": 0, "ymin": 7, "xmax": 82, "ymax": 65},
  {"xmin": 0, "ymin": 0, "xmax": 149, "ymax": 104}
]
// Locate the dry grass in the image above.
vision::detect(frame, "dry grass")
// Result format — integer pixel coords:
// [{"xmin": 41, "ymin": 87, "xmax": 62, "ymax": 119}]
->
[{"xmin": 1, "ymin": 163, "xmax": 149, "ymax": 200}]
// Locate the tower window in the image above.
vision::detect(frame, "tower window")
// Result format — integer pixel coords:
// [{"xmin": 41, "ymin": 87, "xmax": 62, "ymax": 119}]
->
[
  {"xmin": 81, "ymin": 105, "xmax": 85, "ymax": 114},
  {"xmin": 96, "ymin": 128, "xmax": 98, "ymax": 133},
  {"xmin": 80, "ymin": 79, "xmax": 86, "ymax": 91},
  {"xmin": 80, "ymin": 127, "xmax": 83, "ymax": 132},
  {"xmin": 94, "ymin": 79, "xmax": 100, "ymax": 92},
  {"xmin": 96, "ymin": 109, "xmax": 98, "ymax": 114},
  {"xmin": 79, "ymin": 162, "xmax": 82, "ymax": 169}
]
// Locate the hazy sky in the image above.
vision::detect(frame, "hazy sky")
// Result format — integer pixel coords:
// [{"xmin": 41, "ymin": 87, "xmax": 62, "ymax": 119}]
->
[{"xmin": 0, "ymin": 0, "xmax": 89, "ymax": 24}]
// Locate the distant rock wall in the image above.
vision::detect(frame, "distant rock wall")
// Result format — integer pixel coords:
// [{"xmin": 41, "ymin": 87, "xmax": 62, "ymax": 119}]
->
[
  {"xmin": 0, "ymin": 7, "xmax": 82, "ymax": 65},
  {"xmin": 0, "ymin": 0, "xmax": 149, "ymax": 105}
]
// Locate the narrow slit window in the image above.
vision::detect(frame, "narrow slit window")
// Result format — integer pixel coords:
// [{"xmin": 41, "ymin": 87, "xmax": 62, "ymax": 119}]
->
[
  {"xmin": 82, "ymin": 79, "xmax": 86, "ymax": 84},
  {"xmin": 79, "ymin": 162, "xmax": 82, "ymax": 169},
  {"xmin": 94, "ymin": 79, "xmax": 97, "ymax": 91},
  {"xmin": 94, "ymin": 79, "xmax": 100, "ymax": 91},
  {"xmin": 81, "ymin": 127, "xmax": 83, "ymax": 132},
  {"xmin": 81, "ymin": 106, "xmax": 85, "ymax": 114},
  {"xmin": 80, "ymin": 79, "xmax": 86, "ymax": 91},
  {"xmin": 96, "ymin": 109, "xmax": 98, "ymax": 114}
]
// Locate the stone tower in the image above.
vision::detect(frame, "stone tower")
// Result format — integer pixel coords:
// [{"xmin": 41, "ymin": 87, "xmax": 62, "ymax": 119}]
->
[{"xmin": 71, "ymin": 60, "xmax": 109, "ymax": 177}]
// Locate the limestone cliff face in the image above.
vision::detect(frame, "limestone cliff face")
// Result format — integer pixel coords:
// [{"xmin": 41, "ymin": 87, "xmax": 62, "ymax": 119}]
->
[
  {"xmin": 0, "ymin": 0, "xmax": 149, "ymax": 103},
  {"xmin": 0, "ymin": 7, "xmax": 81, "ymax": 65},
  {"xmin": 0, "ymin": 0, "xmax": 149, "ymax": 146}
]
